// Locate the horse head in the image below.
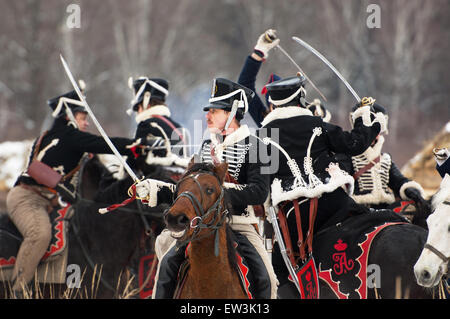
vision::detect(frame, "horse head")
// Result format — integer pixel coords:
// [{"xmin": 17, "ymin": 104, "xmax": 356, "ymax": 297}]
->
[
  {"xmin": 414, "ymin": 174, "xmax": 450, "ymax": 288},
  {"xmin": 164, "ymin": 159, "xmax": 229, "ymax": 248}
]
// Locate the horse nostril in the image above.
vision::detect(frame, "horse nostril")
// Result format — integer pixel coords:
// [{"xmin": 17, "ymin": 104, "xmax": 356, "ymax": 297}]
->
[
  {"xmin": 421, "ymin": 270, "xmax": 431, "ymax": 281},
  {"xmin": 166, "ymin": 213, "xmax": 190, "ymax": 230},
  {"xmin": 176, "ymin": 214, "xmax": 189, "ymax": 226}
]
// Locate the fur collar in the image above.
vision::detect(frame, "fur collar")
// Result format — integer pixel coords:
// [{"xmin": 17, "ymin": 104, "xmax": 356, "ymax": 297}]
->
[
  {"xmin": 261, "ymin": 106, "xmax": 313, "ymax": 127},
  {"xmin": 210, "ymin": 124, "xmax": 251, "ymax": 149},
  {"xmin": 135, "ymin": 105, "xmax": 171, "ymax": 124},
  {"xmin": 362, "ymin": 135, "xmax": 385, "ymax": 161}
]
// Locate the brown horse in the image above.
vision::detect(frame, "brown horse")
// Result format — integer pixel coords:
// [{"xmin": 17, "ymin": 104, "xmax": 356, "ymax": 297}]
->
[{"xmin": 164, "ymin": 161, "xmax": 247, "ymax": 299}]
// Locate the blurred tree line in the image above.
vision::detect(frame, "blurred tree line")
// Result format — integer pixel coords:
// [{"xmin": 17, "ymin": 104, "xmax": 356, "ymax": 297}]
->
[{"xmin": 0, "ymin": 0, "xmax": 449, "ymax": 165}]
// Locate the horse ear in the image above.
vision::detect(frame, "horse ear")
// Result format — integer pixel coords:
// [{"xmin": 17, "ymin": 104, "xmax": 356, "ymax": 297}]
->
[
  {"xmin": 214, "ymin": 162, "xmax": 228, "ymax": 184},
  {"xmin": 187, "ymin": 154, "xmax": 201, "ymax": 170}
]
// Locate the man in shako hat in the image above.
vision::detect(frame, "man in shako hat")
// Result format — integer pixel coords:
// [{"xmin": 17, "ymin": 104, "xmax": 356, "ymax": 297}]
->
[
  {"xmin": 335, "ymin": 103, "xmax": 429, "ymax": 212},
  {"xmin": 136, "ymin": 78, "xmax": 278, "ymax": 298},
  {"xmin": 260, "ymin": 75, "xmax": 383, "ymax": 291},
  {"xmin": 127, "ymin": 76, "xmax": 187, "ymax": 165},
  {"xmin": 6, "ymin": 88, "xmax": 154, "ymax": 297},
  {"xmin": 238, "ymin": 29, "xmax": 332, "ymax": 127}
]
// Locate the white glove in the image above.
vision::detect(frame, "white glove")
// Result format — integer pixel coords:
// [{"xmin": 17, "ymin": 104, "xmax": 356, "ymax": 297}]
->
[
  {"xmin": 136, "ymin": 179, "xmax": 159, "ymax": 207},
  {"xmin": 433, "ymin": 147, "xmax": 449, "ymax": 166},
  {"xmin": 254, "ymin": 29, "xmax": 280, "ymax": 59},
  {"xmin": 136, "ymin": 179, "xmax": 176, "ymax": 207}
]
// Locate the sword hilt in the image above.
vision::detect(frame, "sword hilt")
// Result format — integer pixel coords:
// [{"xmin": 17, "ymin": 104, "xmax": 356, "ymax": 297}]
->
[{"xmin": 264, "ymin": 29, "xmax": 278, "ymax": 43}]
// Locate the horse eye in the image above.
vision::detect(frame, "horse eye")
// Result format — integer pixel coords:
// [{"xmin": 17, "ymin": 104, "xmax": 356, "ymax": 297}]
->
[{"xmin": 206, "ymin": 187, "xmax": 214, "ymax": 195}]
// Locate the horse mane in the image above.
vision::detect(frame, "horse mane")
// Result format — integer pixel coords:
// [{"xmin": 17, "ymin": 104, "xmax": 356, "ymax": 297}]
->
[{"xmin": 183, "ymin": 162, "xmax": 216, "ymax": 178}]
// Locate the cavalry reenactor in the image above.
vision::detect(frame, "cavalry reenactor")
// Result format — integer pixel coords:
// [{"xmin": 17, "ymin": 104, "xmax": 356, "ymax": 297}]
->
[
  {"xmin": 237, "ymin": 29, "xmax": 279, "ymax": 126},
  {"xmin": 6, "ymin": 90, "xmax": 154, "ymax": 297},
  {"xmin": 260, "ymin": 75, "xmax": 382, "ymax": 291},
  {"xmin": 136, "ymin": 78, "xmax": 279, "ymax": 299},
  {"xmin": 336, "ymin": 103, "xmax": 429, "ymax": 212},
  {"xmin": 127, "ymin": 76, "xmax": 187, "ymax": 164},
  {"xmin": 238, "ymin": 29, "xmax": 332, "ymax": 127}
]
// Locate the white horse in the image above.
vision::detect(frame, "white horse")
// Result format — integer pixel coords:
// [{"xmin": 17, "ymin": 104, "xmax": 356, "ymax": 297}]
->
[{"xmin": 414, "ymin": 174, "xmax": 450, "ymax": 288}]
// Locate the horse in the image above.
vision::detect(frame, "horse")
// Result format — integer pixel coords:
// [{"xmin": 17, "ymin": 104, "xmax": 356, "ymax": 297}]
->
[
  {"xmin": 274, "ymin": 199, "xmax": 439, "ymax": 299},
  {"xmin": 0, "ymin": 155, "xmax": 172, "ymax": 298},
  {"xmin": 163, "ymin": 161, "xmax": 248, "ymax": 298},
  {"xmin": 414, "ymin": 174, "xmax": 449, "ymax": 293}
]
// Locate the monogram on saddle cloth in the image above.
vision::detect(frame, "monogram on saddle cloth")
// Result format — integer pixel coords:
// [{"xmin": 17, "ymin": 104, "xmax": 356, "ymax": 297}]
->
[{"xmin": 277, "ymin": 198, "xmax": 320, "ymax": 299}]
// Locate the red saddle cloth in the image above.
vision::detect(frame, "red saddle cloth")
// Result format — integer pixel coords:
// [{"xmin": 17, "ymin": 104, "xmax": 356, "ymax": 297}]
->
[{"xmin": 0, "ymin": 204, "xmax": 71, "ymax": 268}]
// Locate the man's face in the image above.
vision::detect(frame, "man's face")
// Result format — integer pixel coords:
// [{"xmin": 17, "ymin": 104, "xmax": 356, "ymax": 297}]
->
[
  {"xmin": 75, "ymin": 112, "xmax": 89, "ymax": 132},
  {"xmin": 205, "ymin": 108, "xmax": 229, "ymax": 133}
]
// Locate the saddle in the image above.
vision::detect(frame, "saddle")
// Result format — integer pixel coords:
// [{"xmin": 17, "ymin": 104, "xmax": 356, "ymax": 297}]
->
[{"xmin": 0, "ymin": 204, "xmax": 72, "ymax": 270}]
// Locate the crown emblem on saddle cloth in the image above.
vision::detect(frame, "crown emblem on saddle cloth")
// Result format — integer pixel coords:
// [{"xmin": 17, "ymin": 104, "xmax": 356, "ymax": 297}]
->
[
  {"xmin": 334, "ymin": 239, "xmax": 348, "ymax": 252},
  {"xmin": 256, "ymin": 127, "xmax": 355, "ymax": 206}
]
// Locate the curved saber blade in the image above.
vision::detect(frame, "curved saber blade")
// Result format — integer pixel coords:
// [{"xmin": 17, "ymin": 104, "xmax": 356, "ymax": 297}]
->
[
  {"xmin": 268, "ymin": 206, "xmax": 301, "ymax": 293},
  {"xmin": 276, "ymin": 44, "xmax": 328, "ymax": 102},
  {"xmin": 60, "ymin": 54, "xmax": 140, "ymax": 183},
  {"xmin": 292, "ymin": 36, "xmax": 361, "ymax": 102}
]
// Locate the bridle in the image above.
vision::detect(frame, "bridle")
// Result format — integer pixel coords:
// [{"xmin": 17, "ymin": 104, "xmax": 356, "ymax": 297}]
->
[
  {"xmin": 423, "ymin": 200, "xmax": 450, "ymax": 269},
  {"xmin": 166, "ymin": 170, "xmax": 228, "ymax": 256}
]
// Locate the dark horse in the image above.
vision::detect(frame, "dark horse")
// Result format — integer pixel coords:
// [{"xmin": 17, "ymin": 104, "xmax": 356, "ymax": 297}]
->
[
  {"xmin": 274, "ymin": 201, "xmax": 439, "ymax": 299},
  {"xmin": 0, "ymin": 155, "xmax": 173, "ymax": 298},
  {"xmin": 164, "ymin": 161, "xmax": 248, "ymax": 298}
]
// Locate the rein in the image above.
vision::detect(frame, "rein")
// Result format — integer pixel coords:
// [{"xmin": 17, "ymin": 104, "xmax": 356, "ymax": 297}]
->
[{"xmin": 168, "ymin": 170, "xmax": 228, "ymax": 256}]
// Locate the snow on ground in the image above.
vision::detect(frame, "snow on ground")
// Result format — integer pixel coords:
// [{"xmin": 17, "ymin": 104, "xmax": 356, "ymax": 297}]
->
[{"xmin": 0, "ymin": 140, "xmax": 33, "ymax": 190}]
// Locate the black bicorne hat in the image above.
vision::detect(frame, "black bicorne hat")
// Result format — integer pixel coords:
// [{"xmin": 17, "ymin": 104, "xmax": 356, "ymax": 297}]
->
[
  {"xmin": 265, "ymin": 75, "xmax": 307, "ymax": 108},
  {"xmin": 47, "ymin": 90, "xmax": 86, "ymax": 117},
  {"xmin": 203, "ymin": 78, "xmax": 255, "ymax": 121},
  {"xmin": 130, "ymin": 77, "xmax": 169, "ymax": 111}
]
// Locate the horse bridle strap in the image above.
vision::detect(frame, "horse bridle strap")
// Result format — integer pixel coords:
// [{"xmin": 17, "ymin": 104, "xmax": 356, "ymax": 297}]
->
[
  {"xmin": 424, "ymin": 243, "xmax": 449, "ymax": 264},
  {"xmin": 174, "ymin": 171, "xmax": 225, "ymax": 225},
  {"xmin": 171, "ymin": 171, "xmax": 228, "ymax": 253}
]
